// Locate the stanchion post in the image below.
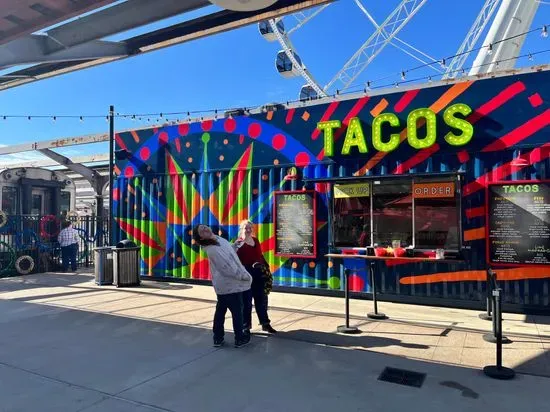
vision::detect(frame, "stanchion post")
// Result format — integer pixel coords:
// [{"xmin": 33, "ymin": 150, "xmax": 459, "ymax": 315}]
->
[
  {"xmin": 338, "ymin": 269, "xmax": 360, "ymax": 334},
  {"xmin": 479, "ymin": 268, "xmax": 493, "ymax": 320},
  {"xmin": 483, "ymin": 288, "xmax": 515, "ymax": 380},
  {"xmin": 483, "ymin": 269, "xmax": 512, "ymax": 344},
  {"xmin": 367, "ymin": 261, "xmax": 387, "ymax": 320}
]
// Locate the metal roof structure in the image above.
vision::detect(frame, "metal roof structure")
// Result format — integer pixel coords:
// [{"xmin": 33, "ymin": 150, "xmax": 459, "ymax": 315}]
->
[
  {"xmin": 0, "ymin": 0, "xmax": 118, "ymax": 45},
  {"xmin": 0, "ymin": 0, "xmax": 332, "ymax": 91}
]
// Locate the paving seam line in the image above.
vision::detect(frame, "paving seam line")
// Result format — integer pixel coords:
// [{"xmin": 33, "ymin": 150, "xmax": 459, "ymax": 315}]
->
[{"xmin": 0, "ymin": 360, "xmax": 175, "ymax": 412}]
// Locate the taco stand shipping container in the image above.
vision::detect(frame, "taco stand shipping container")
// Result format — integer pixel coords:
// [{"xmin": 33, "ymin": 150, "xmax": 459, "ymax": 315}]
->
[{"xmin": 113, "ymin": 66, "xmax": 550, "ymax": 313}]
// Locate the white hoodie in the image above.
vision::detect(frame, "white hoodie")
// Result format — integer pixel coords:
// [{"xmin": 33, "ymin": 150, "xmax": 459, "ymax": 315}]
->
[{"xmin": 202, "ymin": 236, "xmax": 252, "ymax": 295}]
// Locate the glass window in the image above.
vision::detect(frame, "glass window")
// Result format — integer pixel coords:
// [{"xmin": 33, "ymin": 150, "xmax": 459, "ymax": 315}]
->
[
  {"xmin": 332, "ymin": 177, "xmax": 461, "ymax": 251},
  {"xmin": 60, "ymin": 192, "xmax": 71, "ymax": 213},
  {"xmin": 413, "ymin": 180, "xmax": 459, "ymax": 249},
  {"xmin": 31, "ymin": 194, "xmax": 42, "ymax": 215},
  {"xmin": 60, "ymin": 191, "xmax": 71, "ymax": 219},
  {"xmin": 1, "ymin": 187, "xmax": 18, "ymax": 215},
  {"xmin": 334, "ymin": 196, "xmax": 370, "ymax": 247},
  {"xmin": 372, "ymin": 181, "xmax": 412, "ymax": 248}
]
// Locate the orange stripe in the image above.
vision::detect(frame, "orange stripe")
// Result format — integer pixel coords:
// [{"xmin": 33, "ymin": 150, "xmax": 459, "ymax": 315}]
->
[
  {"xmin": 266, "ymin": 111, "xmax": 274, "ymax": 120},
  {"xmin": 113, "ymin": 166, "xmax": 121, "ymax": 175},
  {"xmin": 370, "ymin": 98, "xmax": 389, "ymax": 117},
  {"xmin": 355, "ymin": 81, "xmax": 474, "ymax": 175},
  {"xmin": 400, "ymin": 267, "xmax": 550, "ymax": 285},
  {"xmin": 464, "ymin": 227, "xmax": 485, "ymax": 241},
  {"xmin": 127, "ymin": 184, "xmax": 136, "ymax": 195},
  {"xmin": 131, "ymin": 130, "xmax": 140, "ymax": 143}
]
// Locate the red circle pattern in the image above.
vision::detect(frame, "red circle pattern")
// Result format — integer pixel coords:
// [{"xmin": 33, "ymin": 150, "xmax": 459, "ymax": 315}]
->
[
  {"xmin": 158, "ymin": 132, "xmax": 169, "ymax": 145},
  {"xmin": 139, "ymin": 147, "xmax": 150, "ymax": 161},
  {"xmin": 178, "ymin": 124, "xmax": 189, "ymax": 136},
  {"xmin": 248, "ymin": 123, "xmax": 262, "ymax": 139},
  {"xmin": 272, "ymin": 134, "xmax": 286, "ymax": 151},
  {"xmin": 201, "ymin": 120, "xmax": 213, "ymax": 131},
  {"xmin": 349, "ymin": 274, "xmax": 365, "ymax": 292},
  {"xmin": 294, "ymin": 152, "xmax": 311, "ymax": 167},
  {"xmin": 124, "ymin": 167, "xmax": 135, "ymax": 178},
  {"xmin": 224, "ymin": 118, "xmax": 237, "ymax": 133}
]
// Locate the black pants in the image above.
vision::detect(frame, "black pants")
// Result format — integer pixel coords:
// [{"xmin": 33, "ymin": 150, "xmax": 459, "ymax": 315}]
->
[
  {"xmin": 61, "ymin": 243, "xmax": 78, "ymax": 271},
  {"xmin": 213, "ymin": 292, "xmax": 245, "ymax": 341},
  {"xmin": 243, "ymin": 266, "xmax": 270, "ymax": 328}
]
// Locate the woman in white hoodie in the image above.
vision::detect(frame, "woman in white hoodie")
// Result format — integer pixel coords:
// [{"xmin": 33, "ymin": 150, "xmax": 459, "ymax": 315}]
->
[{"xmin": 193, "ymin": 224, "xmax": 253, "ymax": 348}]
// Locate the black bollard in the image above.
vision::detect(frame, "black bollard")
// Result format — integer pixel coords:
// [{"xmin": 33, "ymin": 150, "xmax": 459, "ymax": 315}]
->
[
  {"xmin": 367, "ymin": 262, "xmax": 387, "ymax": 320},
  {"xmin": 479, "ymin": 269, "xmax": 493, "ymax": 320},
  {"xmin": 483, "ymin": 288, "xmax": 515, "ymax": 380},
  {"xmin": 337, "ymin": 269, "xmax": 360, "ymax": 334}
]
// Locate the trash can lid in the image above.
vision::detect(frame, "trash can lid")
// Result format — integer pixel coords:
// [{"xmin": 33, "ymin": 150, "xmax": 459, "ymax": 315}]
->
[{"xmin": 116, "ymin": 239, "xmax": 137, "ymax": 248}]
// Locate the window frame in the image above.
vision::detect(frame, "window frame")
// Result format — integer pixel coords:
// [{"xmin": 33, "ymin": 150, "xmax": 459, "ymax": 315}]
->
[
  {"xmin": 330, "ymin": 174, "xmax": 463, "ymax": 252},
  {"xmin": 1, "ymin": 185, "xmax": 19, "ymax": 215}
]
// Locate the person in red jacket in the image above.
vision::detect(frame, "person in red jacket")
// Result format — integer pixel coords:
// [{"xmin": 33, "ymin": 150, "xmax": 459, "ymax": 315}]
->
[{"xmin": 233, "ymin": 220, "xmax": 277, "ymax": 334}]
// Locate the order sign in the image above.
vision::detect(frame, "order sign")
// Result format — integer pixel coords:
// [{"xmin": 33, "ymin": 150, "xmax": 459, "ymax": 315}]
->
[
  {"xmin": 413, "ymin": 182, "xmax": 455, "ymax": 198},
  {"xmin": 487, "ymin": 181, "xmax": 550, "ymax": 266}
]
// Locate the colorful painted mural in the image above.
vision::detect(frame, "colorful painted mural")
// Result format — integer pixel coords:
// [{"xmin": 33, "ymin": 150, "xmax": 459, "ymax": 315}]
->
[{"xmin": 114, "ymin": 68, "xmax": 550, "ymax": 309}]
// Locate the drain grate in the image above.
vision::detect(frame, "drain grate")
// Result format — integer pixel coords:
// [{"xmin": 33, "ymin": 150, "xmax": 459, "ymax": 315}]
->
[{"xmin": 378, "ymin": 367, "xmax": 426, "ymax": 388}]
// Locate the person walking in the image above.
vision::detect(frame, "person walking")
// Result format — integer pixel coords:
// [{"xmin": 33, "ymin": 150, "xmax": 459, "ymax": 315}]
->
[
  {"xmin": 234, "ymin": 220, "xmax": 277, "ymax": 334},
  {"xmin": 193, "ymin": 224, "xmax": 252, "ymax": 348},
  {"xmin": 57, "ymin": 220, "xmax": 79, "ymax": 272}
]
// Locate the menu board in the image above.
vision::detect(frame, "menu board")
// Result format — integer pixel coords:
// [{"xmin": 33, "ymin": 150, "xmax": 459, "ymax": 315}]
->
[
  {"xmin": 487, "ymin": 181, "xmax": 550, "ymax": 266},
  {"xmin": 274, "ymin": 190, "xmax": 316, "ymax": 258}
]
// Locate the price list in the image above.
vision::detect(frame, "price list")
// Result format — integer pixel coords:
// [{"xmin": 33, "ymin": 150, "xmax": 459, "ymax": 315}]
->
[
  {"xmin": 488, "ymin": 182, "xmax": 550, "ymax": 265},
  {"xmin": 274, "ymin": 191, "xmax": 316, "ymax": 258}
]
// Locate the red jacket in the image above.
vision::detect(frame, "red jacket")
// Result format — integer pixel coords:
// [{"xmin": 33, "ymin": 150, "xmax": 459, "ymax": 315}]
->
[{"xmin": 236, "ymin": 237, "xmax": 267, "ymax": 267}]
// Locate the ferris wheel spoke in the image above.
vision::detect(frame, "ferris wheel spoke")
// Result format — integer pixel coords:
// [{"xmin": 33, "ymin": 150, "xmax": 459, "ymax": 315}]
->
[
  {"xmin": 443, "ymin": 0, "xmax": 501, "ymax": 79},
  {"xmin": 324, "ymin": 0, "xmax": 429, "ymax": 92},
  {"xmin": 354, "ymin": 0, "xmax": 441, "ymax": 74},
  {"xmin": 286, "ymin": 4, "xmax": 331, "ymax": 36}
]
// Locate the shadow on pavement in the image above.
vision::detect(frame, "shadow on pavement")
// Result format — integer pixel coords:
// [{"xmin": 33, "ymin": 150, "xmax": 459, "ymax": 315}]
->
[{"xmin": 276, "ymin": 328, "xmax": 431, "ymax": 350}]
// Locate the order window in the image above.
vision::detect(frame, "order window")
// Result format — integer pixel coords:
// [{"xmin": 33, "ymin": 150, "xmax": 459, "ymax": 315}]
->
[
  {"xmin": 332, "ymin": 176, "xmax": 461, "ymax": 250},
  {"xmin": 372, "ymin": 181, "xmax": 412, "ymax": 248}
]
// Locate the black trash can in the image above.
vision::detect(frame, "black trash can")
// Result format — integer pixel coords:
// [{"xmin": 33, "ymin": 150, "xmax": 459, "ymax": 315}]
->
[
  {"xmin": 113, "ymin": 240, "xmax": 140, "ymax": 287},
  {"xmin": 94, "ymin": 247, "xmax": 114, "ymax": 285}
]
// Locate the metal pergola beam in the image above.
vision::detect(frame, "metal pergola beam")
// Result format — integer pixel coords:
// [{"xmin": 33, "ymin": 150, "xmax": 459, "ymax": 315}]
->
[
  {"xmin": 38, "ymin": 149, "xmax": 107, "ymax": 194},
  {"xmin": 0, "ymin": 0, "xmax": 332, "ymax": 91},
  {"xmin": 0, "ymin": 39, "xmax": 130, "ymax": 68},
  {"xmin": 43, "ymin": 0, "xmax": 209, "ymax": 53},
  {"xmin": 0, "ymin": 131, "xmax": 111, "ymax": 155}
]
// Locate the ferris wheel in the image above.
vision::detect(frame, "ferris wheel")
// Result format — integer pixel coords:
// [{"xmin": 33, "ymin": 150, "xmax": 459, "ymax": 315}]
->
[{"xmin": 258, "ymin": 0, "xmax": 542, "ymax": 101}]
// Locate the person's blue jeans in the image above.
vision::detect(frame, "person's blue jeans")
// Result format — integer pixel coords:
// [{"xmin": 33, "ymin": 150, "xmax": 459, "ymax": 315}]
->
[
  {"xmin": 61, "ymin": 243, "xmax": 78, "ymax": 271},
  {"xmin": 213, "ymin": 292, "xmax": 246, "ymax": 341}
]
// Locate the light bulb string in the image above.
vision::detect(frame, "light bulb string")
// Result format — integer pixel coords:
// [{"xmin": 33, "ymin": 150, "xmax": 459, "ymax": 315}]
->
[
  {"xmin": 0, "ymin": 51, "xmax": 548, "ymax": 123},
  {"xmin": 347, "ymin": 22, "xmax": 548, "ymax": 91}
]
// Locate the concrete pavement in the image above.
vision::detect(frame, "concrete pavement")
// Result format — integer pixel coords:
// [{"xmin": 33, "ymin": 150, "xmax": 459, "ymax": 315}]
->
[{"xmin": 0, "ymin": 272, "xmax": 549, "ymax": 411}]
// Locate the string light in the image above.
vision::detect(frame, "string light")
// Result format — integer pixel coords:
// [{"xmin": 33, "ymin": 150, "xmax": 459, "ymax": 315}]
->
[
  {"xmin": 341, "ymin": 22, "xmax": 549, "ymax": 93},
  {"xmin": 487, "ymin": 43, "xmax": 493, "ymax": 55},
  {"xmin": 1, "ymin": 42, "xmax": 549, "ymax": 125},
  {"xmin": 543, "ymin": 25, "xmax": 548, "ymax": 38}
]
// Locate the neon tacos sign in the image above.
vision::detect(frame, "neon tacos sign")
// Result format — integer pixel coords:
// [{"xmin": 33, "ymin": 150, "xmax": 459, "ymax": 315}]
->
[{"xmin": 316, "ymin": 103, "xmax": 474, "ymax": 156}]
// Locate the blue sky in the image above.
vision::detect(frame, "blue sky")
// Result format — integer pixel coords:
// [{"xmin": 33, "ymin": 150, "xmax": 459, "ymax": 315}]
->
[{"xmin": 0, "ymin": 0, "xmax": 548, "ymax": 164}]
